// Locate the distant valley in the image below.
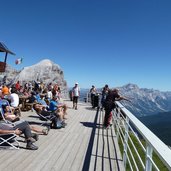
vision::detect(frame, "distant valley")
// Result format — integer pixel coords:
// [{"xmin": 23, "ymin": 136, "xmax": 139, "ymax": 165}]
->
[{"xmin": 139, "ymin": 111, "xmax": 171, "ymax": 146}]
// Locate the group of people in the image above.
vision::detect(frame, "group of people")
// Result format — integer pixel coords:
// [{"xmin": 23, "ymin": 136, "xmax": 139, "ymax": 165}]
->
[
  {"xmin": 0, "ymin": 81, "xmax": 68, "ymax": 150},
  {"xmin": 90, "ymin": 84, "xmax": 131, "ymax": 129},
  {"xmin": 72, "ymin": 82, "xmax": 130, "ymax": 130},
  {"xmin": 0, "ymin": 79, "xmax": 131, "ymax": 150}
]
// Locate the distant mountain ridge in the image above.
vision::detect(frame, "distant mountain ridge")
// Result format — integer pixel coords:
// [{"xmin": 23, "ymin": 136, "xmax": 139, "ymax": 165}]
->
[
  {"xmin": 1, "ymin": 61, "xmax": 171, "ymax": 116},
  {"xmin": 80, "ymin": 84, "xmax": 171, "ymax": 117},
  {"xmin": 116, "ymin": 83, "xmax": 171, "ymax": 116}
]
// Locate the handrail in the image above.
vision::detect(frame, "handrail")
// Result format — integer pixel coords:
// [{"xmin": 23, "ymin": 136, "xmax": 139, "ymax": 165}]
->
[{"xmin": 113, "ymin": 101, "xmax": 171, "ymax": 171}]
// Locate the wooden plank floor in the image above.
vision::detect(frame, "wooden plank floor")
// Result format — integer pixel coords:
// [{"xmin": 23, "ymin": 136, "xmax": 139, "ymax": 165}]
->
[{"xmin": 0, "ymin": 100, "xmax": 124, "ymax": 171}]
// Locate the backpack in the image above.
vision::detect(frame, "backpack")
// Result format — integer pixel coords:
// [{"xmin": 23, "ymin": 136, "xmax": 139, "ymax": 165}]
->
[{"xmin": 50, "ymin": 117, "xmax": 63, "ymax": 129}]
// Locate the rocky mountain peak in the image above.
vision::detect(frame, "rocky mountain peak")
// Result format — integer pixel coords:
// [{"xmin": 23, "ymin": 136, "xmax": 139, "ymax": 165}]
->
[
  {"xmin": 0, "ymin": 59, "xmax": 68, "ymax": 97},
  {"xmin": 118, "ymin": 84, "xmax": 171, "ymax": 116},
  {"xmin": 123, "ymin": 83, "xmax": 139, "ymax": 91},
  {"xmin": 34, "ymin": 59, "xmax": 60, "ymax": 68}
]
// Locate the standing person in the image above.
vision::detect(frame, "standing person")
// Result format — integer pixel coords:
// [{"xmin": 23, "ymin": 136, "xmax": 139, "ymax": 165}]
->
[
  {"xmin": 89, "ymin": 85, "xmax": 97, "ymax": 107},
  {"xmin": 101, "ymin": 84, "xmax": 109, "ymax": 109},
  {"xmin": 72, "ymin": 83, "xmax": 80, "ymax": 110},
  {"xmin": 103, "ymin": 88, "xmax": 130, "ymax": 128},
  {"xmin": 69, "ymin": 90, "xmax": 73, "ymax": 101}
]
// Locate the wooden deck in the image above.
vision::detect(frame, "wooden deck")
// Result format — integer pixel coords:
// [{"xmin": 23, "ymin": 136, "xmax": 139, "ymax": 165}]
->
[{"xmin": 0, "ymin": 100, "xmax": 124, "ymax": 171}]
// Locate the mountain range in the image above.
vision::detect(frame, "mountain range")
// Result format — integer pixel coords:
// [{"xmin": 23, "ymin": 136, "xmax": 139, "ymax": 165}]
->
[
  {"xmin": 79, "ymin": 84, "xmax": 171, "ymax": 117},
  {"xmin": 1, "ymin": 59, "xmax": 171, "ymax": 117},
  {"xmin": 116, "ymin": 83, "xmax": 171, "ymax": 116}
]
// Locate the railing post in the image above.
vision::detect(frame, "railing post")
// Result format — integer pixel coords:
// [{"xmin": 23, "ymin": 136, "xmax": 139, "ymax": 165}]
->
[
  {"xmin": 116, "ymin": 107, "xmax": 121, "ymax": 140},
  {"xmin": 86, "ymin": 93, "xmax": 89, "ymax": 103},
  {"xmin": 123, "ymin": 116, "xmax": 129, "ymax": 168},
  {"xmin": 145, "ymin": 143, "xmax": 153, "ymax": 171}
]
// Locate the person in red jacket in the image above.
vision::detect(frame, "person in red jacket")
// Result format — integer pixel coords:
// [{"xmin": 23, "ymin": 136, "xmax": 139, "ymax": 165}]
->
[{"xmin": 15, "ymin": 81, "xmax": 21, "ymax": 91}]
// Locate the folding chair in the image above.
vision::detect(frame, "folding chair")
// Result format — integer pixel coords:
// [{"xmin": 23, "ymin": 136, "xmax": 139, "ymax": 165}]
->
[
  {"xmin": 0, "ymin": 99, "xmax": 20, "ymax": 149},
  {"xmin": 32, "ymin": 108, "xmax": 56, "ymax": 127},
  {"xmin": 0, "ymin": 133, "xmax": 19, "ymax": 149}
]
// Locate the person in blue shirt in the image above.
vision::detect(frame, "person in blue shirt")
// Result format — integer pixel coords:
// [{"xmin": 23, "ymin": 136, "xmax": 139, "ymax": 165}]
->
[
  {"xmin": 49, "ymin": 96, "xmax": 67, "ymax": 118},
  {"xmin": 49, "ymin": 96, "xmax": 58, "ymax": 111}
]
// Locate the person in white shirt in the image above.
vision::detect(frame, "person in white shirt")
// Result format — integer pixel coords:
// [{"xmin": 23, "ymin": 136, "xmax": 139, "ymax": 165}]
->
[
  {"xmin": 8, "ymin": 87, "xmax": 19, "ymax": 107},
  {"xmin": 47, "ymin": 89, "xmax": 53, "ymax": 100},
  {"xmin": 72, "ymin": 83, "xmax": 80, "ymax": 110}
]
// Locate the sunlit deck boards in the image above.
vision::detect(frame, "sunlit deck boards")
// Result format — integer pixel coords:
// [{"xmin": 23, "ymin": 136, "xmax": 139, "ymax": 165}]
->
[{"xmin": 0, "ymin": 100, "xmax": 124, "ymax": 171}]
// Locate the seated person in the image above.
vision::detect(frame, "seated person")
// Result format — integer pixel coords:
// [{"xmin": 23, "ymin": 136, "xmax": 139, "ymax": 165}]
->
[
  {"xmin": 42, "ymin": 88, "xmax": 53, "ymax": 106},
  {"xmin": 49, "ymin": 95, "xmax": 68, "ymax": 119},
  {"xmin": 35, "ymin": 91, "xmax": 48, "ymax": 107},
  {"xmin": 0, "ymin": 119, "xmax": 38, "ymax": 150},
  {"xmin": 1, "ymin": 104, "xmax": 49, "ymax": 135},
  {"xmin": 33, "ymin": 103, "xmax": 54, "ymax": 117},
  {"xmin": 7, "ymin": 87, "xmax": 19, "ymax": 108},
  {"xmin": 22, "ymin": 88, "xmax": 31, "ymax": 97},
  {"xmin": 2, "ymin": 104, "xmax": 20, "ymax": 122},
  {"xmin": 33, "ymin": 103, "xmax": 66, "ymax": 128},
  {"xmin": 27, "ymin": 91, "xmax": 37, "ymax": 103},
  {"xmin": 2, "ymin": 85, "xmax": 10, "ymax": 96}
]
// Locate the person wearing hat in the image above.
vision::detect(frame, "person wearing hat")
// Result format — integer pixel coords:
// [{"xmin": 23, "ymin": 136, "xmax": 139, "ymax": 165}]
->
[{"xmin": 72, "ymin": 83, "xmax": 80, "ymax": 110}]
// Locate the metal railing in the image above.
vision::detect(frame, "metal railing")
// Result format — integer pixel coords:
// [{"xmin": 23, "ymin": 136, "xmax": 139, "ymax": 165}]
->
[{"xmin": 113, "ymin": 101, "xmax": 171, "ymax": 171}]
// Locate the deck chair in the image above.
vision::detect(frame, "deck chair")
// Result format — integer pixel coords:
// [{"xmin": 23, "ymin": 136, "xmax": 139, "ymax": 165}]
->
[
  {"xmin": 0, "ymin": 133, "xmax": 19, "ymax": 149},
  {"xmin": 0, "ymin": 99, "xmax": 14, "ymax": 124},
  {"xmin": 35, "ymin": 111, "xmax": 64, "ymax": 129},
  {"xmin": 32, "ymin": 108, "xmax": 56, "ymax": 127},
  {"xmin": 0, "ymin": 99, "xmax": 20, "ymax": 149}
]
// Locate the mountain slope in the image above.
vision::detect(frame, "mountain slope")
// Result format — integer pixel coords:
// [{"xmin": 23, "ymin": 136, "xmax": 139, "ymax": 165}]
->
[
  {"xmin": 139, "ymin": 111, "xmax": 171, "ymax": 145},
  {"xmin": 0, "ymin": 59, "xmax": 68, "ymax": 97},
  {"xmin": 16, "ymin": 59, "xmax": 65, "ymax": 84},
  {"xmin": 118, "ymin": 84, "xmax": 171, "ymax": 116}
]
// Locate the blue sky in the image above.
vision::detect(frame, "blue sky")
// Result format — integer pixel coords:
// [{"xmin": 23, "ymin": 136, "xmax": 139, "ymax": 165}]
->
[{"xmin": 1, "ymin": 0, "xmax": 171, "ymax": 91}]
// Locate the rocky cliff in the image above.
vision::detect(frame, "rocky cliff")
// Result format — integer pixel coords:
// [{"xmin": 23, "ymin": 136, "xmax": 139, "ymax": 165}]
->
[{"xmin": 0, "ymin": 59, "xmax": 68, "ymax": 97}]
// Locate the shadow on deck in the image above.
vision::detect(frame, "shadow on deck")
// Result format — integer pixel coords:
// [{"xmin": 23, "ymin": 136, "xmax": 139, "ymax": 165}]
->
[
  {"xmin": 0, "ymin": 101, "xmax": 124, "ymax": 171},
  {"xmin": 81, "ymin": 107, "xmax": 124, "ymax": 171}
]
